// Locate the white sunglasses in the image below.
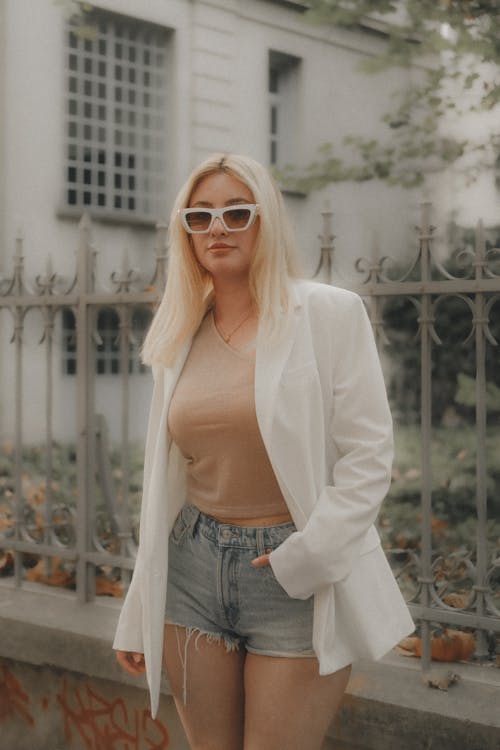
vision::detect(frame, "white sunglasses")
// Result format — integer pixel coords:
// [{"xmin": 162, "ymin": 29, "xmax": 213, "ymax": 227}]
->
[{"xmin": 179, "ymin": 204, "xmax": 259, "ymax": 234}]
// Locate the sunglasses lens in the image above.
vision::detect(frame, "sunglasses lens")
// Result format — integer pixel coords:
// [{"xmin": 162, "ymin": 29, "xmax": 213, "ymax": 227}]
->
[
  {"xmin": 185, "ymin": 211, "xmax": 212, "ymax": 231},
  {"xmin": 224, "ymin": 208, "xmax": 252, "ymax": 229}
]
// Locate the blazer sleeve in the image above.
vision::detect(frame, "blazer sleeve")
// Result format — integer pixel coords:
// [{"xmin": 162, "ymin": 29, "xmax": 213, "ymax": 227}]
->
[
  {"xmin": 113, "ymin": 365, "xmax": 162, "ymax": 652},
  {"xmin": 269, "ymin": 292, "xmax": 393, "ymax": 599}
]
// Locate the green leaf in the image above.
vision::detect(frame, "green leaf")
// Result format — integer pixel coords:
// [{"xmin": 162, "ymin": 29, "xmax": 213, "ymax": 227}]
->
[{"xmin": 455, "ymin": 373, "xmax": 500, "ymax": 412}]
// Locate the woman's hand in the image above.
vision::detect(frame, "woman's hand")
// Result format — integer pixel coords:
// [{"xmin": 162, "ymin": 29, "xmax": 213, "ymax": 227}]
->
[
  {"xmin": 251, "ymin": 554, "xmax": 271, "ymax": 568},
  {"xmin": 116, "ymin": 649, "xmax": 146, "ymax": 675}
]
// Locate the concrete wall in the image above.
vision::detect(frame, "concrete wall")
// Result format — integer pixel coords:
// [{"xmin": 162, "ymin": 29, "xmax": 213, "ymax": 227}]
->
[
  {"xmin": 0, "ymin": 586, "xmax": 499, "ymax": 750},
  {"xmin": 0, "ymin": 658, "xmax": 190, "ymax": 750}
]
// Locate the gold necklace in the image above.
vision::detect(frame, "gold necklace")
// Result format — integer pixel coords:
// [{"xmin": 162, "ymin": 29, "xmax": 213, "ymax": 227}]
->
[{"xmin": 213, "ymin": 309, "xmax": 254, "ymax": 343}]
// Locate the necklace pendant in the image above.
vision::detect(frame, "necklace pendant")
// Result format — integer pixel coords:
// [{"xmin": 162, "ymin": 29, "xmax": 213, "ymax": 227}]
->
[{"xmin": 213, "ymin": 307, "xmax": 254, "ymax": 345}]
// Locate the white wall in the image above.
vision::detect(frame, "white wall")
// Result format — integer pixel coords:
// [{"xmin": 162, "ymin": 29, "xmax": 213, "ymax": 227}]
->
[
  {"xmin": 0, "ymin": 0, "xmax": 421, "ymax": 443},
  {"xmin": 0, "ymin": 0, "xmax": 191, "ymax": 443},
  {"xmin": 431, "ymin": 61, "xmax": 500, "ymax": 234},
  {"xmin": 229, "ymin": 1, "xmax": 418, "ymax": 276},
  {"xmin": 1, "ymin": 0, "xmax": 419, "ymax": 276}
]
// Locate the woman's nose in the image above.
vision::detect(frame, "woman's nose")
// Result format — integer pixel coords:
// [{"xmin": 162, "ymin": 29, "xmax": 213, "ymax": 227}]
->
[{"xmin": 210, "ymin": 216, "xmax": 227, "ymax": 234}]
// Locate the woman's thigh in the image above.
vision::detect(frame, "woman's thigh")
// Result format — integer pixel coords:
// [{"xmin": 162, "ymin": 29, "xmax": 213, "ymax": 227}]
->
[
  {"xmin": 163, "ymin": 623, "xmax": 246, "ymax": 750},
  {"xmin": 243, "ymin": 653, "xmax": 351, "ymax": 750}
]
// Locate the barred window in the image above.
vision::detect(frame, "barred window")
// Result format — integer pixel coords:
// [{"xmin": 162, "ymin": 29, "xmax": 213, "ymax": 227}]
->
[
  {"xmin": 62, "ymin": 309, "xmax": 77, "ymax": 375},
  {"xmin": 62, "ymin": 307, "xmax": 151, "ymax": 376},
  {"xmin": 64, "ymin": 12, "xmax": 169, "ymax": 221},
  {"xmin": 96, "ymin": 309, "xmax": 120, "ymax": 375},
  {"xmin": 268, "ymin": 51, "xmax": 301, "ymax": 167}
]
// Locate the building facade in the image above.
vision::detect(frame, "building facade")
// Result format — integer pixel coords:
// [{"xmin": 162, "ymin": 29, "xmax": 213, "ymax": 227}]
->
[{"xmin": 0, "ymin": 0, "xmax": 417, "ymax": 442}]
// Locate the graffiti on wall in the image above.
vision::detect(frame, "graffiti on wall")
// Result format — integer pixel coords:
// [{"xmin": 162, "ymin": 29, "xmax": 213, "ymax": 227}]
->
[
  {"xmin": 0, "ymin": 664, "xmax": 35, "ymax": 727},
  {"xmin": 0, "ymin": 664, "xmax": 171, "ymax": 750},
  {"xmin": 57, "ymin": 679, "xmax": 170, "ymax": 750}
]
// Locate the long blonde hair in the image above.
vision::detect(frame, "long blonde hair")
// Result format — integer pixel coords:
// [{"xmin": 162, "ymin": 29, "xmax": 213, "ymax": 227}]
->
[{"xmin": 142, "ymin": 153, "xmax": 301, "ymax": 367}]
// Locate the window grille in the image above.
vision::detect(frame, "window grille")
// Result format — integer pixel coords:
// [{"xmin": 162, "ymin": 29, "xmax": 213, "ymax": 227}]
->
[
  {"xmin": 62, "ymin": 308, "xmax": 77, "ymax": 375},
  {"xmin": 62, "ymin": 307, "xmax": 151, "ymax": 376},
  {"xmin": 64, "ymin": 12, "xmax": 169, "ymax": 221},
  {"xmin": 96, "ymin": 308, "xmax": 120, "ymax": 375},
  {"xmin": 269, "ymin": 66, "xmax": 280, "ymax": 165},
  {"xmin": 268, "ymin": 51, "xmax": 301, "ymax": 167}
]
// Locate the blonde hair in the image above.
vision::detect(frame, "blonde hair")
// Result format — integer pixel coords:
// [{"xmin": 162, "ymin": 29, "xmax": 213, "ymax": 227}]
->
[{"xmin": 142, "ymin": 153, "xmax": 301, "ymax": 367}]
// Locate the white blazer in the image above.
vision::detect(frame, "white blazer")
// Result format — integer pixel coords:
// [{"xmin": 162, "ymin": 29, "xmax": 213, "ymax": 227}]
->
[{"xmin": 113, "ymin": 279, "xmax": 414, "ymax": 718}]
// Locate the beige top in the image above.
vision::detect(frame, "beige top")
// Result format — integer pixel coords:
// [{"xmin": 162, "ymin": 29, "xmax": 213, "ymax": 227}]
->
[{"xmin": 168, "ymin": 313, "xmax": 289, "ymax": 519}]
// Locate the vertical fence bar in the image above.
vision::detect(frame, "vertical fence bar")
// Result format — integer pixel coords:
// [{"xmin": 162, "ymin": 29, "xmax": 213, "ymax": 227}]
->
[
  {"xmin": 13, "ymin": 317, "xmax": 24, "ymax": 587},
  {"xmin": 370, "ymin": 292, "xmax": 385, "ymax": 352},
  {"xmin": 418, "ymin": 202, "xmax": 434, "ymax": 672},
  {"xmin": 43, "ymin": 306, "xmax": 55, "ymax": 577},
  {"xmin": 12, "ymin": 234, "xmax": 25, "ymax": 587},
  {"xmin": 473, "ymin": 220, "xmax": 489, "ymax": 659},
  {"xmin": 314, "ymin": 202, "xmax": 335, "ymax": 282},
  {"xmin": 119, "ymin": 303, "xmax": 131, "ymax": 567},
  {"xmin": 75, "ymin": 214, "xmax": 92, "ymax": 602},
  {"xmin": 153, "ymin": 220, "xmax": 168, "ymax": 293}
]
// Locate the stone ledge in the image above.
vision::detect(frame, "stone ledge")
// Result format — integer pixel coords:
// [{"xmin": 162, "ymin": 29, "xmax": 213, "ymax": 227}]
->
[
  {"xmin": 1, "ymin": 583, "xmax": 499, "ymax": 750},
  {"xmin": 331, "ymin": 652, "xmax": 500, "ymax": 750},
  {"xmin": 0, "ymin": 582, "xmax": 157, "ymax": 693}
]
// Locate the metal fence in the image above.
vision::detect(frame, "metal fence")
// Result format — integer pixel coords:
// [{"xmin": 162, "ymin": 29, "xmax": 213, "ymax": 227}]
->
[
  {"xmin": 0, "ymin": 205, "xmax": 499, "ymax": 673},
  {"xmin": 317, "ymin": 201, "xmax": 500, "ymax": 670},
  {"xmin": 0, "ymin": 215, "xmax": 167, "ymax": 600}
]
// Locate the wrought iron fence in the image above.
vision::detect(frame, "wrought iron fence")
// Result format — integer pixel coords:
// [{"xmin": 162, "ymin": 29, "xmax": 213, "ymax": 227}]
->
[
  {"xmin": 0, "ymin": 204, "xmax": 499, "ymax": 674},
  {"xmin": 0, "ymin": 215, "xmax": 167, "ymax": 601},
  {"xmin": 317, "ymin": 201, "xmax": 500, "ymax": 670}
]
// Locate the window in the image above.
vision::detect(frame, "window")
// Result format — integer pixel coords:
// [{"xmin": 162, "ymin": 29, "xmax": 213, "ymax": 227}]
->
[
  {"xmin": 95, "ymin": 309, "xmax": 120, "ymax": 375},
  {"xmin": 268, "ymin": 51, "xmax": 301, "ymax": 167},
  {"xmin": 64, "ymin": 12, "xmax": 169, "ymax": 220},
  {"xmin": 62, "ymin": 309, "xmax": 77, "ymax": 375},
  {"xmin": 61, "ymin": 307, "xmax": 151, "ymax": 376}
]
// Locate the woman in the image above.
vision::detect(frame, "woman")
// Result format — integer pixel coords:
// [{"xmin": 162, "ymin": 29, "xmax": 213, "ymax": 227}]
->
[{"xmin": 114, "ymin": 153, "xmax": 414, "ymax": 750}]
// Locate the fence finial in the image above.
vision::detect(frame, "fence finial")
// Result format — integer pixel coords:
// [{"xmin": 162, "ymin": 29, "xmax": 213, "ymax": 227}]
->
[
  {"xmin": 314, "ymin": 200, "xmax": 335, "ymax": 282},
  {"xmin": 78, "ymin": 211, "xmax": 92, "ymax": 231}
]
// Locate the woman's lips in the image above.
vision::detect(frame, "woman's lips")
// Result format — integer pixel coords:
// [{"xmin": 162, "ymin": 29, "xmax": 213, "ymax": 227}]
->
[{"xmin": 208, "ymin": 242, "xmax": 235, "ymax": 252}]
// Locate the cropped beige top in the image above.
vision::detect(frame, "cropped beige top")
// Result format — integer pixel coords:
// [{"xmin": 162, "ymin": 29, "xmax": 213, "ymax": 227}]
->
[{"xmin": 167, "ymin": 313, "xmax": 289, "ymax": 519}]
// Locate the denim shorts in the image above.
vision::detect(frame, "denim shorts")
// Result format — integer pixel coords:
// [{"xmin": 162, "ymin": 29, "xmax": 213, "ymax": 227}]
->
[{"xmin": 165, "ymin": 504, "xmax": 315, "ymax": 660}]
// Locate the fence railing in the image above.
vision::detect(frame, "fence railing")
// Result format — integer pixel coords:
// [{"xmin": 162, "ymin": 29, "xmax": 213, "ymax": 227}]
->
[
  {"xmin": 0, "ymin": 215, "xmax": 167, "ymax": 601},
  {"xmin": 317, "ymin": 201, "xmax": 500, "ymax": 670},
  {"xmin": 1, "ymin": 205, "xmax": 499, "ymax": 673}
]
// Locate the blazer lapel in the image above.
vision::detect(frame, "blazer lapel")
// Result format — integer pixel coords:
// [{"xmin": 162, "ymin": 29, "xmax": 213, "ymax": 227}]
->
[{"xmin": 255, "ymin": 282, "xmax": 301, "ymax": 446}]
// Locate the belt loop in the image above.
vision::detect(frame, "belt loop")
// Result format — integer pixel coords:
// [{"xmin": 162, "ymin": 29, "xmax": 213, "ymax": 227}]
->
[
  {"xmin": 256, "ymin": 528, "xmax": 266, "ymax": 557},
  {"xmin": 187, "ymin": 506, "xmax": 201, "ymax": 538}
]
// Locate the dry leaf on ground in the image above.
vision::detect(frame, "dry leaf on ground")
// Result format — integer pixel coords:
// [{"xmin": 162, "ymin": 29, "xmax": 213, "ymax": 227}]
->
[{"xmin": 396, "ymin": 629, "xmax": 475, "ymax": 662}]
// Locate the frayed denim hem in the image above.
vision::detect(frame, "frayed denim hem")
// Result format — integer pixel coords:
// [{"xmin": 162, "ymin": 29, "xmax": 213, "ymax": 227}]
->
[{"xmin": 165, "ymin": 621, "xmax": 243, "ymax": 706}]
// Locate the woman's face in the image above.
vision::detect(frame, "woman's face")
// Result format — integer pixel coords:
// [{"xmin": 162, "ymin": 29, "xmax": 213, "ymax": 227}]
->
[{"xmin": 186, "ymin": 172, "xmax": 259, "ymax": 281}]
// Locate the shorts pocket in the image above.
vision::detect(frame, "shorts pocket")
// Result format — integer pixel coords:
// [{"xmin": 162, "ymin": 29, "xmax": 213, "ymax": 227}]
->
[
  {"xmin": 262, "ymin": 525, "xmax": 296, "ymax": 591},
  {"xmin": 169, "ymin": 509, "xmax": 189, "ymax": 546}
]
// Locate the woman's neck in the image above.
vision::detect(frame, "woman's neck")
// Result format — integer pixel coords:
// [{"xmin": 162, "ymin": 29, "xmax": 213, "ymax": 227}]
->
[
  {"xmin": 212, "ymin": 278, "xmax": 254, "ymax": 321},
  {"xmin": 211, "ymin": 277, "xmax": 258, "ymax": 348}
]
